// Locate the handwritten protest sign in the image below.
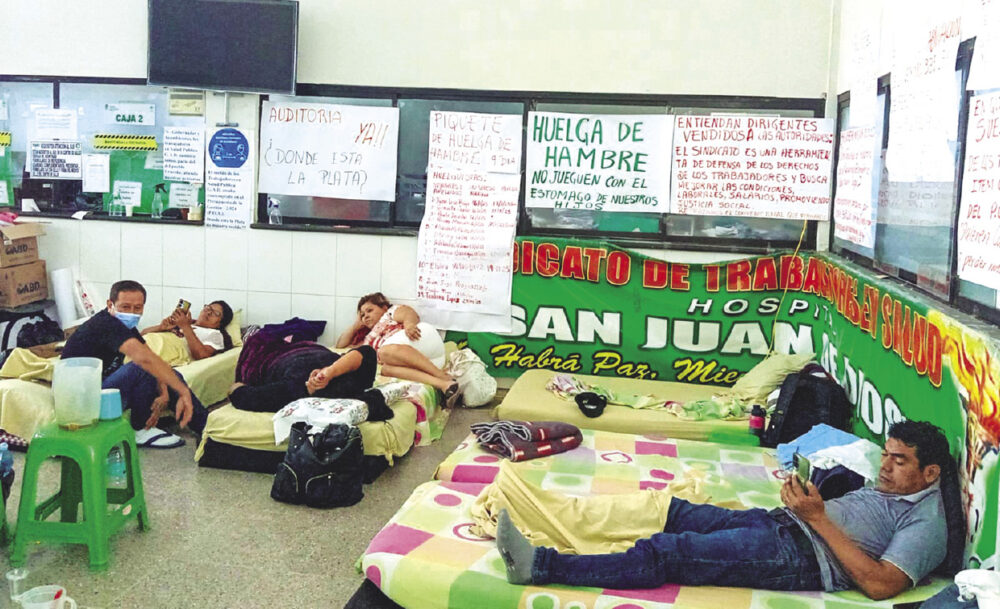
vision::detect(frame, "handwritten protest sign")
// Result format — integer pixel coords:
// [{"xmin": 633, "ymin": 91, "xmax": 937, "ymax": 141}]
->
[
  {"xmin": 957, "ymin": 91, "xmax": 1000, "ymax": 290},
  {"xmin": 833, "ymin": 126, "xmax": 879, "ymax": 248},
  {"xmin": 418, "ymin": 111, "xmax": 523, "ymax": 332},
  {"xmin": 258, "ymin": 101, "xmax": 399, "ymax": 201},
  {"xmin": 670, "ymin": 116, "xmax": 835, "ymax": 220},
  {"xmin": 30, "ymin": 140, "xmax": 82, "ymax": 179},
  {"xmin": 525, "ymin": 112, "xmax": 672, "ymax": 213},
  {"xmin": 885, "ymin": 9, "xmax": 961, "ymax": 182}
]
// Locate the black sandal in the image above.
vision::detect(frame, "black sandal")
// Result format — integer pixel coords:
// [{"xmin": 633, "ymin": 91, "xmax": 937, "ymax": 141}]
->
[{"xmin": 444, "ymin": 382, "xmax": 462, "ymax": 408}]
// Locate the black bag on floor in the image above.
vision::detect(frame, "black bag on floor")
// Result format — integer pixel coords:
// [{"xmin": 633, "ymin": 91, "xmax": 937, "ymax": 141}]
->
[
  {"xmin": 762, "ymin": 363, "xmax": 853, "ymax": 448},
  {"xmin": 271, "ymin": 422, "xmax": 365, "ymax": 508}
]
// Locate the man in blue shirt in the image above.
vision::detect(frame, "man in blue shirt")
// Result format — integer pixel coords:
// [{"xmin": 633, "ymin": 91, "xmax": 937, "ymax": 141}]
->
[{"xmin": 497, "ymin": 420, "xmax": 961, "ymax": 601}]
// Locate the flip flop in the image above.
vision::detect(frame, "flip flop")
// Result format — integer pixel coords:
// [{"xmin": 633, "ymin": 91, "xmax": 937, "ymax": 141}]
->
[
  {"xmin": 443, "ymin": 382, "xmax": 462, "ymax": 409},
  {"xmin": 134, "ymin": 428, "xmax": 186, "ymax": 449}
]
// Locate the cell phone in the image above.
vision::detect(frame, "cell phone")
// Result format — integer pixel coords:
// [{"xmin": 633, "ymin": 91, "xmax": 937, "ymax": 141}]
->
[
  {"xmin": 793, "ymin": 452, "xmax": 811, "ymax": 494},
  {"xmin": 176, "ymin": 299, "xmax": 191, "ymax": 314}
]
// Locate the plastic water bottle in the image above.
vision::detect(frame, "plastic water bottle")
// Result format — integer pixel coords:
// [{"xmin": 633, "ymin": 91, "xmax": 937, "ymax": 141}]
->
[
  {"xmin": 748, "ymin": 404, "xmax": 766, "ymax": 440},
  {"xmin": 0, "ymin": 442, "xmax": 14, "ymax": 502},
  {"xmin": 151, "ymin": 183, "xmax": 166, "ymax": 219},
  {"xmin": 107, "ymin": 446, "xmax": 126, "ymax": 489},
  {"xmin": 267, "ymin": 197, "xmax": 282, "ymax": 225}
]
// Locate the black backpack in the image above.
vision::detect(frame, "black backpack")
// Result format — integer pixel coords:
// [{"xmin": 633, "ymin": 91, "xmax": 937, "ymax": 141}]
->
[
  {"xmin": 271, "ymin": 422, "xmax": 365, "ymax": 508},
  {"xmin": 762, "ymin": 363, "xmax": 853, "ymax": 448}
]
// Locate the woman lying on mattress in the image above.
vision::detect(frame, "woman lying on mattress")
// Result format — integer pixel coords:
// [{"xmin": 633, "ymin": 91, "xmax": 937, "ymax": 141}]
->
[
  {"xmin": 229, "ymin": 319, "xmax": 378, "ymax": 413},
  {"xmin": 335, "ymin": 292, "xmax": 461, "ymax": 408},
  {"xmin": 141, "ymin": 300, "xmax": 235, "ymax": 362}
]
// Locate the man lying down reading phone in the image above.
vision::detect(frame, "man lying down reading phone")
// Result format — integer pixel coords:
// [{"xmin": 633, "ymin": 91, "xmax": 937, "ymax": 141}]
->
[{"xmin": 496, "ymin": 420, "xmax": 963, "ymax": 601}]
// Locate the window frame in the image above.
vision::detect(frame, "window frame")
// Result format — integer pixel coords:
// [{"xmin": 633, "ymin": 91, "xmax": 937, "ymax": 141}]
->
[
  {"xmin": 259, "ymin": 83, "xmax": 826, "ymax": 253},
  {"xmin": 830, "ymin": 38, "xmax": 1000, "ymax": 325}
]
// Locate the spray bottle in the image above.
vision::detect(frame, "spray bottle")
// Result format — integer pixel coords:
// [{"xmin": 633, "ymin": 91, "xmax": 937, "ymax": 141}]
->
[{"xmin": 152, "ymin": 183, "xmax": 167, "ymax": 219}]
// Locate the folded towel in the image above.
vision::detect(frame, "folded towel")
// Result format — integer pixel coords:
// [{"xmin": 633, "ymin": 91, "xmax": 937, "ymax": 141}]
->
[
  {"xmin": 776, "ymin": 423, "xmax": 882, "ymax": 481},
  {"xmin": 470, "ymin": 420, "xmax": 582, "ymax": 462}
]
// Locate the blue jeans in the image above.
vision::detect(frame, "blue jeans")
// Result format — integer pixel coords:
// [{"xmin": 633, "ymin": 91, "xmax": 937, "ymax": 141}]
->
[
  {"xmin": 918, "ymin": 584, "xmax": 980, "ymax": 608},
  {"xmin": 102, "ymin": 363, "xmax": 208, "ymax": 434},
  {"xmin": 532, "ymin": 499, "xmax": 823, "ymax": 590}
]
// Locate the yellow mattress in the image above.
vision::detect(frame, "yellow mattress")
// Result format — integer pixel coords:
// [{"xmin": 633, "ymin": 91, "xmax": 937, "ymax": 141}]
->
[
  {"xmin": 0, "ymin": 347, "xmax": 241, "ymax": 441},
  {"xmin": 195, "ymin": 398, "xmax": 418, "ymax": 463},
  {"xmin": 495, "ymin": 370, "xmax": 747, "ymax": 441}
]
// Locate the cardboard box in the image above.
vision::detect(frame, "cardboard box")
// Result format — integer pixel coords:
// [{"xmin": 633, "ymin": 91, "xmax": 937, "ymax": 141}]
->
[
  {"xmin": 0, "ymin": 223, "xmax": 45, "ymax": 268},
  {"xmin": 0, "ymin": 260, "xmax": 48, "ymax": 307}
]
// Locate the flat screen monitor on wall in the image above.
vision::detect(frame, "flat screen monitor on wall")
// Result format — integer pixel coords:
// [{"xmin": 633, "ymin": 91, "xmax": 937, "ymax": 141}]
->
[{"xmin": 147, "ymin": 0, "xmax": 299, "ymax": 95}]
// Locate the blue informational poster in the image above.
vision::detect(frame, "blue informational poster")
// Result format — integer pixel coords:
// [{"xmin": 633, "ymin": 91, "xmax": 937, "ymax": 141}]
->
[{"xmin": 208, "ymin": 128, "xmax": 249, "ymax": 168}]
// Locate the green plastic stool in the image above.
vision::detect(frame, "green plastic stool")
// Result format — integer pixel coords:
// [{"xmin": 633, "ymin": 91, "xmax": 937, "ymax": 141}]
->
[
  {"xmin": 0, "ymin": 485, "xmax": 9, "ymax": 546},
  {"xmin": 10, "ymin": 416, "xmax": 150, "ymax": 570}
]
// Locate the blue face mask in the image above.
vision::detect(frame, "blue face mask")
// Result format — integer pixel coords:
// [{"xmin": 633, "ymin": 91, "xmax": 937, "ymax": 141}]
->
[{"xmin": 115, "ymin": 311, "xmax": 142, "ymax": 330}]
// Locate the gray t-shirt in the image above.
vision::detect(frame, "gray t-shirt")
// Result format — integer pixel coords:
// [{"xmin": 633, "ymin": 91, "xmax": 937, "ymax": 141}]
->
[{"xmin": 784, "ymin": 483, "xmax": 946, "ymax": 591}]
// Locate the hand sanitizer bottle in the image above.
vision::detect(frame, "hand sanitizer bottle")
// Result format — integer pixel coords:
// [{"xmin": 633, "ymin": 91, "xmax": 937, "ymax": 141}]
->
[
  {"xmin": 152, "ymin": 183, "xmax": 167, "ymax": 219},
  {"xmin": 267, "ymin": 197, "xmax": 282, "ymax": 225}
]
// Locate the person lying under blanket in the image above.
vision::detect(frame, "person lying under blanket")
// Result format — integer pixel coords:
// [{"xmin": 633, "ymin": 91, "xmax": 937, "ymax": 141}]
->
[
  {"xmin": 335, "ymin": 292, "xmax": 461, "ymax": 408},
  {"xmin": 141, "ymin": 300, "xmax": 234, "ymax": 363},
  {"xmin": 229, "ymin": 327, "xmax": 377, "ymax": 413},
  {"xmin": 496, "ymin": 420, "xmax": 965, "ymax": 601}
]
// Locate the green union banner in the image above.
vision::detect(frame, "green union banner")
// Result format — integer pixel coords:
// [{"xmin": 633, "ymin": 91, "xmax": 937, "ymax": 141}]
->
[{"xmin": 459, "ymin": 236, "xmax": 1000, "ymax": 568}]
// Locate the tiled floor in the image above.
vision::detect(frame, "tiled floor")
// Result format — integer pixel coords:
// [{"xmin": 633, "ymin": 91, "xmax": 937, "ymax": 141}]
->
[{"xmin": 0, "ymin": 405, "xmax": 494, "ymax": 608}]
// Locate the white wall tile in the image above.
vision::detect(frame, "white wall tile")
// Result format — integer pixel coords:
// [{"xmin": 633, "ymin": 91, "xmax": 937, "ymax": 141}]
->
[
  {"xmin": 247, "ymin": 230, "xmax": 292, "ymax": 293},
  {"xmin": 334, "ymin": 296, "xmax": 360, "ymax": 342},
  {"xmin": 291, "ymin": 232, "xmax": 337, "ymax": 296},
  {"xmin": 291, "ymin": 294, "xmax": 337, "ymax": 345},
  {"xmin": 161, "ymin": 286, "xmax": 205, "ymax": 321},
  {"xmin": 120, "ymin": 224, "xmax": 164, "ymax": 286},
  {"xmin": 162, "ymin": 225, "xmax": 206, "ymax": 289},
  {"xmin": 379, "ymin": 236, "xmax": 418, "ymax": 300},
  {"xmin": 138, "ymin": 285, "xmax": 163, "ymax": 328},
  {"xmin": 79, "ymin": 222, "xmax": 122, "ymax": 284},
  {"xmin": 335, "ymin": 234, "xmax": 382, "ymax": 298},
  {"xmin": 204, "ymin": 228, "xmax": 248, "ymax": 291},
  {"xmin": 36, "ymin": 219, "xmax": 81, "ymax": 275},
  {"xmin": 90, "ymin": 282, "xmax": 113, "ymax": 311},
  {"xmin": 246, "ymin": 291, "xmax": 291, "ymax": 326}
]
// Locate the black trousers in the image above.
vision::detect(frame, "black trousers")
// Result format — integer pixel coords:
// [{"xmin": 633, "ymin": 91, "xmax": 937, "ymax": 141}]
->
[{"xmin": 231, "ymin": 346, "xmax": 377, "ymax": 413}]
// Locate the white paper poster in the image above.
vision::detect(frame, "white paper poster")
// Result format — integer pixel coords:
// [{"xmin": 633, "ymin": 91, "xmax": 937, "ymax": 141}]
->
[
  {"xmin": 0, "ymin": 182, "xmax": 8, "ymax": 205},
  {"xmin": 833, "ymin": 126, "xmax": 880, "ymax": 248},
  {"xmin": 957, "ymin": 91, "xmax": 1000, "ymax": 289},
  {"xmin": 428, "ymin": 111, "xmax": 522, "ymax": 173},
  {"xmin": 144, "ymin": 149, "xmax": 163, "ymax": 170},
  {"xmin": 32, "ymin": 109, "xmax": 78, "ymax": 140},
  {"xmin": 417, "ymin": 111, "xmax": 523, "ymax": 332},
  {"xmin": 0, "ymin": 100, "xmax": 8, "ymax": 121},
  {"xmin": 169, "ymin": 182, "xmax": 200, "ymax": 208},
  {"xmin": 258, "ymin": 101, "xmax": 399, "ymax": 201},
  {"xmin": 104, "ymin": 103, "xmax": 156, "ymax": 126},
  {"xmin": 205, "ymin": 127, "xmax": 255, "ymax": 229},
  {"xmin": 968, "ymin": 0, "xmax": 1000, "ymax": 91},
  {"xmin": 885, "ymin": 8, "xmax": 962, "ymax": 181},
  {"xmin": 669, "ymin": 116, "xmax": 835, "ymax": 220},
  {"xmin": 29, "ymin": 141, "xmax": 82, "ymax": 179},
  {"xmin": 525, "ymin": 112, "xmax": 672, "ymax": 213},
  {"xmin": 113, "ymin": 181, "xmax": 142, "ymax": 208},
  {"xmin": 848, "ymin": 18, "xmax": 880, "ymax": 128},
  {"xmin": 163, "ymin": 126, "xmax": 205, "ymax": 182},
  {"xmin": 81, "ymin": 153, "xmax": 110, "ymax": 193}
]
